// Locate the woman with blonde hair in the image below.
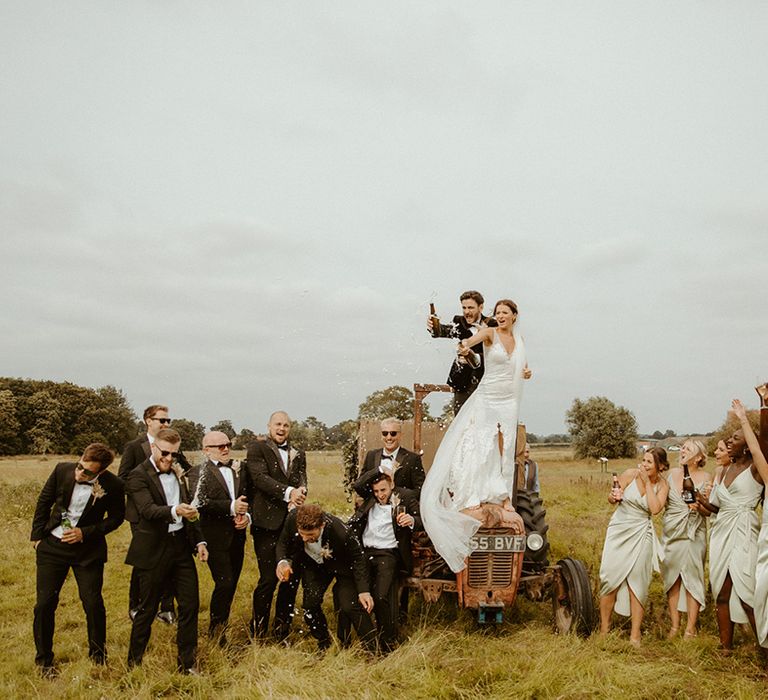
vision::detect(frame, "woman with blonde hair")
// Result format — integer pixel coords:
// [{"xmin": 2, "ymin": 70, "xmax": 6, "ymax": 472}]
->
[
  {"xmin": 660, "ymin": 439, "xmax": 710, "ymax": 638},
  {"xmin": 599, "ymin": 447, "xmax": 669, "ymax": 646}
]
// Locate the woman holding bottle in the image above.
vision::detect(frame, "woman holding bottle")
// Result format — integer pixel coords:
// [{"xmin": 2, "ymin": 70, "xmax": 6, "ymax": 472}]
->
[
  {"xmin": 598, "ymin": 447, "xmax": 669, "ymax": 647},
  {"xmin": 660, "ymin": 439, "xmax": 710, "ymax": 638}
]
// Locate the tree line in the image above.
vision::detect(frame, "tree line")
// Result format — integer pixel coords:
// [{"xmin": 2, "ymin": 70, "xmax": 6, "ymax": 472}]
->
[{"xmin": 0, "ymin": 378, "xmax": 731, "ymax": 458}]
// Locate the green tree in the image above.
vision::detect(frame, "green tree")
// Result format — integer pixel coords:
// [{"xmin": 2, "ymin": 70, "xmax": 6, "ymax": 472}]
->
[
  {"xmin": 234, "ymin": 428, "xmax": 257, "ymax": 450},
  {"xmin": 327, "ymin": 419, "xmax": 358, "ymax": 448},
  {"xmin": 210, "ymin": 420, "xmax": 237, "ymax": 440},
  {"xmin": 72, "ymin": 385, "xmax": 137, "ymax": 452},
  {"xmin": 26, "ymin": 390, "xmax": 65, "ymax": 454},
  {"xmin": 0, "ymin": 389, "xmax": 22, "ymax": 455},
  {"xmin": 358, "ymin": 385, "xmax": 431, "ymax": 421},
  {"xmin": 172, "ymin": 418, "xmax": 205, "ymax": 451},
  {"xmin": 566, "ymin": 396, "xmax": 638, "ymax": 459}
]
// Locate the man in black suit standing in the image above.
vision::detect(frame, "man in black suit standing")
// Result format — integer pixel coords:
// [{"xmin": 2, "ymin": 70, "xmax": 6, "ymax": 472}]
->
[
  {"xmin": 428, "ymin": 290, "xmax": 496, "ymax": 414},
  {"xmin": 348, "ymin": 472, "xmax": 421, "ymax": 652},
  {"xmin": 125, "ymin": 428, "xmax": 208, "ymax": 674},
  {"xmin": 246, "ymin": 410, "xmax": 307, "ymax": 640},
  {"xmin": 191, "ymin": 430, "xmax": 250, "ymax": 645},
  {"xmin": 119, "ymin": 404, "xmax": 192, "ymax": 623},
  {"xmin": 357, "ymin": 418, "xmax": 425, "ymax": 498},
  {"xmin": 276, "ymin": 504, "xmax": 375, "ymax": 651},
  {"xmin": 31, "ymin": 443, "xmax": 125, "ymax": 675}
]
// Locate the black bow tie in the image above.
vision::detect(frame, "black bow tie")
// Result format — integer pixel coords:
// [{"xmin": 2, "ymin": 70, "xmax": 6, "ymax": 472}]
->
[
  {"xmin": 218, "ymin": 461, "xmax": 233, "ymax": 468},
  {"xmin": 79, "ymin": 481, "xmax": 94, "ymax": 487},
  {"xmin": 277, "ymin": 444, "xmax": 289, "ymax": 451},
  {"xmin": 381, "ymin": 454, "xmax": 394, "ymax": 460}
]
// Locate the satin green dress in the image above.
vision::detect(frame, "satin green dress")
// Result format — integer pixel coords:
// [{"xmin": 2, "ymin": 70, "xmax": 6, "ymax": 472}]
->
[
  {"xmin": 660, "ymin": 474, "xmax": 707, "ymax": 612},
  {"xmin": 708, "ymin": 467, "xmax": 761, "ymax": 624},
  {"xmin": 754, "ymin": 506, "xmax": 768, "ymax": 647},
  {"xmin": 599, "ymin": 479, "xmax": 662, "ymax": 616}
]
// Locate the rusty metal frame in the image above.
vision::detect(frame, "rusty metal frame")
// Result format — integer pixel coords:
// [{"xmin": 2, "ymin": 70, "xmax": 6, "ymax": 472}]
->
[{"xmin": 412, "ymin": 382, "xmax": 452, "ymax": 453}]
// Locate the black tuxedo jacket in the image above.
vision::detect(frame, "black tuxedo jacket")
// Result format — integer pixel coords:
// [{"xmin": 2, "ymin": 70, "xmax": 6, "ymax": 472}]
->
[
  {"xmin": 246, "ymin": 439, "xmax": 307, "ymax": 531},
  {"xmin": 188, "ymin": 459, "xmax": 249, "ymax": 551},
  {"xmin": 119, "ymin": 435, "xmax": 193, "ymax": 522},
  {"xmin": 358, "ymin": 447, "xmax": 425, "ymax": 497},
  {"xmin": 434, "ymin": 314, "xmax": 497, "ymax": 392},
  {"xmin": 347, "ymin": 485, "xmax": 422, "ymax": 573},
  {"xmin": 124, "ymin": 459, "xmax": 205, "ymax": 570},
  {"xmin": 30, "ymin": 462, "xmax": 125, "ymax": 566},
  {"xmin": 276, "ymin": 511, "xmax": 370, "ymax": 594}
]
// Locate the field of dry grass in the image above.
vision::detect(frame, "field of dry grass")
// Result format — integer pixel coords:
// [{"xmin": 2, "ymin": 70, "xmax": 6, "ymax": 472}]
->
[{"xmin": 1, "ymin": 448, "xmax": 766, "ymax": 699}]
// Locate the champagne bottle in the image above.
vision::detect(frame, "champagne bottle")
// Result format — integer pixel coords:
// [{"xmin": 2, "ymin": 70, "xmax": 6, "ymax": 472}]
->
[
  {"xmin": 429, "ymin": 303, "xmax": 441, "ymax": 337},
  {"xmin": 682, "ymin": 463, "xmax": 696, "ymax": 504},
  {"xmin": 61, "ymin": 511, "xmax": 72, "ymax": 531},
  {"xmin": 611, "ymin": 473, "xmax": 622, "ymax": 502}
]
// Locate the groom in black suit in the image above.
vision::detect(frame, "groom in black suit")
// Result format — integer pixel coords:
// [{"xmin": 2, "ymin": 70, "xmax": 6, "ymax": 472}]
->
[
  {"xmin": 428, "ymin": 290, "xmax": 497, "ymax": 414},
  {"xmin": 31, "ymin": 443, "xmax": 125, "ymax": 674},
  {"xmin": 125, "ymin": 428, "xmax": 208, "ymax": 673},
  {"xmin": 246, "ymin": 410, "xmax": 306, "ymax": 639},
  {"xmin": 358, "ymin": 418, "xmax": 425, "ymax": 498},
  {"xmin": 190, "ymin": 430, "xmax": 250, "ymax": 644}
]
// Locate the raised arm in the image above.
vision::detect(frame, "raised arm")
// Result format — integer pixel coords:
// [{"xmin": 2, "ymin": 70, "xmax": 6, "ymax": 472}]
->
[
  {"xmin": 732, "ymin": 399, "xmax": 768, "ymax": 484},
  {"xmin": 459, "ymin": 326, "xmax": 494, "ymax": 352},
  {"xmin": 756, "ymin": 383, "xmax": 768, "ymax": 468}
]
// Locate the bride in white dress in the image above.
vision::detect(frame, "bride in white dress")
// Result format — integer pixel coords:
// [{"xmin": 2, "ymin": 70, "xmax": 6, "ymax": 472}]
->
[{"xmin": 420, "ymin": 299, "xmax": 531, "ymax": 573}]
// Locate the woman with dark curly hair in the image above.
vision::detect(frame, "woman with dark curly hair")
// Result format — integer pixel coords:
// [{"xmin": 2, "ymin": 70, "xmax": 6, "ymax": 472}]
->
[{"xmin": 598, "ymin": 447, "xmax": 669, "ymax": 646}]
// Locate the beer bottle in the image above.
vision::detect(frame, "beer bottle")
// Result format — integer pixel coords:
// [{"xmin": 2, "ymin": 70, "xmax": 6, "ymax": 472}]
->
[
  {"xmin": 429, "ymin": 303, "xmax": 441, "ymax": 337},
  {"xmin": 682, "ymin": 463, "xmax": 696, "ymax": 504},
  {"xmin": 611, "ymin": 472, "xmax": 622, "ymax": 503}
]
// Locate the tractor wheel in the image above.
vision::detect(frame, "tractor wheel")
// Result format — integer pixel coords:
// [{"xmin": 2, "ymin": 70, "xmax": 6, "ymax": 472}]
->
[
  {"xmin": 515, "ymin": 489, "xmax": 549, "ymax": 568},
  {"xmin": 552, "ymin": 557, "xmax": 595, "ymax": 637}
]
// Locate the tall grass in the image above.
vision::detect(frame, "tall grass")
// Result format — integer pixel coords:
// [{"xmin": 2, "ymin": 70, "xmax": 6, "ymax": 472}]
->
[{"xmin": 1, "ymin": 450, "xmax": 766, "ymax": 699}]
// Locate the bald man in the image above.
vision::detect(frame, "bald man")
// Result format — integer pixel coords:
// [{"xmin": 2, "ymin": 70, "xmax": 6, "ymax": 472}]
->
[
  {"xmin": 246, "ymin": 411, "xmax": 307, "ymax": 640},
  {"xmin": 189, "ymin": 431, "xmax": 250, "ymax": 645}
]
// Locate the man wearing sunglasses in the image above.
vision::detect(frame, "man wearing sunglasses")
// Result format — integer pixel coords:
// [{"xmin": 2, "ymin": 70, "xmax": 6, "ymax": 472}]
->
[
  {"xmin": 30, "ymin": 443, "xmax": 125, "ymax": 676},
  {"xmin": 356, "ymin": 418, "xmax": 425, "ymax": 499},
  {"xmin": 125, "ymin": 428, "xmax": 207, "ymax": 674},
  {"xmin": 118, "ymin": 404, "xmax": 192, "ymax": 624},
  {"xmin": 189, "ymin": 430, "xmax": 250, "ymax": 645},
  {"xmin": 246, "ymin": 410, "xmax": 307, "ymax": 640}
]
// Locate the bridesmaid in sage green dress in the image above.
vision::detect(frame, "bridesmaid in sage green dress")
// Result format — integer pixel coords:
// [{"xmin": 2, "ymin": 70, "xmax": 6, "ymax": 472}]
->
[
  {"xmin": 706, "ymin": 404, "xmax": 764, "ymax": 655},
  {"xmin": 599, "ymin": 447, "xmax": 669, "ymax": 647},
  {"xmin": 661, "ymin": 439, "xmax": 711, "ymax": 639},
  {"xmin": 730, "ymin": 397, "xmax": 768, "ymax": 659}
]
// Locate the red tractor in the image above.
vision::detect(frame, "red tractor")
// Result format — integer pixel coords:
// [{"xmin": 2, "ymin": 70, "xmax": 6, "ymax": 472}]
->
[{"xmin": 405, "ymin": 383, "xmax": 594, "ymax": 634}]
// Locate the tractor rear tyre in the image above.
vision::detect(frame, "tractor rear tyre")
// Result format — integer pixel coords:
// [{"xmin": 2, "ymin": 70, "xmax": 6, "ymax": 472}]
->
[
  {"xmin": 515, "ymin": 489, "xmax": 550, "ymax": 568},
  {"xmin": 552, "ymin": 557, "xmax": 595, "ymax": 637}
]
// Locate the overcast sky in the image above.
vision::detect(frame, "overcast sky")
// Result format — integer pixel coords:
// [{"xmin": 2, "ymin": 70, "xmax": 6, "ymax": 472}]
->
[{"xmin": 2, "ymin": 2, "xmax": 766, "ymax": 438}]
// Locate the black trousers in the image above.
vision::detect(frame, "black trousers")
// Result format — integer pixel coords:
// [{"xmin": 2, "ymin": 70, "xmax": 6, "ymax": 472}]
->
[
  {"xmin": 366, "ymin": 548, "xmax": 401, "ymax": 650},
  {"xmin": 128, "ymin": 522, "xmax": 175, "ymax": 614},
  {"xmin": 33, "ymin": 536, "xmax": 106, "ymax": 667},
  {"xmin": 127, "ymin": 532, "xmax": 199, "ymax": 670},
  {"xmin": 206, "ymin": 534, "xmax": 245, "ymax": 634},
  {"xmin": 251, "ymin": 526, "xmax": 298, "ymax": 638},
  {"xmin": 302, "ymin": 560, "xmax": 375, "ymax": 650}
]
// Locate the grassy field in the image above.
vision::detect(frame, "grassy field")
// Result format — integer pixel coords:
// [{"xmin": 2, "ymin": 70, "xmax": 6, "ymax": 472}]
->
[{"xmin": 2, "ymin": 448, "xmax": 766, "ymax": 699}]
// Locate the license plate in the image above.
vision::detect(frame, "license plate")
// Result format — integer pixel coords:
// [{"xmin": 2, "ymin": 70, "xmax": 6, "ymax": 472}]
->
[{"xmin": 470, "ymin": 534, "xmax": 526, "ymax": 552}]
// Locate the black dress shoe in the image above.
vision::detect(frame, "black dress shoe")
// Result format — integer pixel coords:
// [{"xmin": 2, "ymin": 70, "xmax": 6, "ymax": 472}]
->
[{"xmin": 157, "ymin": 611, "xmax": 176, "ymax": 625}]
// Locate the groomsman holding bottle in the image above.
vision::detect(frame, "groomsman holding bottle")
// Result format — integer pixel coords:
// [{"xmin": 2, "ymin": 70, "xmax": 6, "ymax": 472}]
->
[
  {"xmin": 31, "ymin": 443, "xmax": 125, "ymax": 676},
  {"xmin": 125, "ymin": 428, "xmax": 208, "ymax": 674},
  {"xmin": 191, "ymin": 431, "xmax": 250, "ymax": 645},
  {"xmin": 246, "ymin": 411, "xmax": 307, "ymax": 640}
]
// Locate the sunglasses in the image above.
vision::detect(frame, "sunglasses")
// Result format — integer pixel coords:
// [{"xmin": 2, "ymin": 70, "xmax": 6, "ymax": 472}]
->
[
  {"xmin": 151, "ymin": 417, "xmax": 172, "ymax": 425},
  {"xmin": 205, "ymin": 443, "xmax": 231, "ymax": 450},
  {"xmin": 76, "ymin": 462, "xmax": 99, "ymax": 479},
  {"xmin": 381, "ymin": 431, "xmax": 399, "ymax": 437},
  {"xmin": 156, "ymin": 448, "xmax": 180, "ymax": 458}
]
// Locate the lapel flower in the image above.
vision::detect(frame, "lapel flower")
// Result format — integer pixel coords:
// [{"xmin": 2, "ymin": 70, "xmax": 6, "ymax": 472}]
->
[
  {"xmin": 231, "ymin": 459, "xmax": 241, "ymax": 477},
  {"xmin": 288, "ymin": 447, "xmax": 298, "ymax": 465},
  {"xmin": 391, "ymin": 459, "xmax": 401, "ymax": 474},
  {"xmin": 320, "ymin": 544, "xmax": 333, "ymax": 560},
  {"xmin": 389, "ymin": 492, "xmax": 401, "ymax": 509},
  {"xmin": 91, "ymin": 481, "xmax": 106, "ymax": 500}
]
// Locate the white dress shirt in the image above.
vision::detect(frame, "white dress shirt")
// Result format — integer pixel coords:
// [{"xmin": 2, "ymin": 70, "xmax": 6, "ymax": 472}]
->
[
  {"xmin": 304, "ymin": 526, "xmax": 326, "ymax": 564},
  {"xmin": 52, "ymin": 478, "xmax": 96, "ymax": 539},
  {"xmin": 151, "ymin": 458, "xmax": 184, "ymax": 532},
  {"xmin": 362, "ymin": 503, "xmax": 398, "ymax": 549}
]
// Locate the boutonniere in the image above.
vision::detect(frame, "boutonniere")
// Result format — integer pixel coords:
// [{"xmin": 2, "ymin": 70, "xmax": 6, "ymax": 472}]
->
[
  {"xmin": 91, "ymin": 481, "xmax": 106, "ymax": 500},
  {"xmin": 289, "ymin": 447, "xmax": 298, "ymax": 463},
  {"xmin": 389, "ymin": 492, "xmax": 401, "ymax": 509},
  {"xmin": 171, "ymin": 463, "xmax": 185, "ymax": 482},
  {"xmin": 231, "ymin": 460, "xmax": 241, "ymax": 477},
  {"xmin": 320, "ymin": 544, "xmax": 333, "ymax": 560},
  {"xmin": 391, "ymin": 459, "xmax": 401, "ymax": 473}
]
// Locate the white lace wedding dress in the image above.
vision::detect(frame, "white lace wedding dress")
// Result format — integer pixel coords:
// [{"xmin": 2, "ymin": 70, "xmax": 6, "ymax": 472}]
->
[{"xmin": 421, "ymin": 327, "xmax": 526, "ymax": 572}]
